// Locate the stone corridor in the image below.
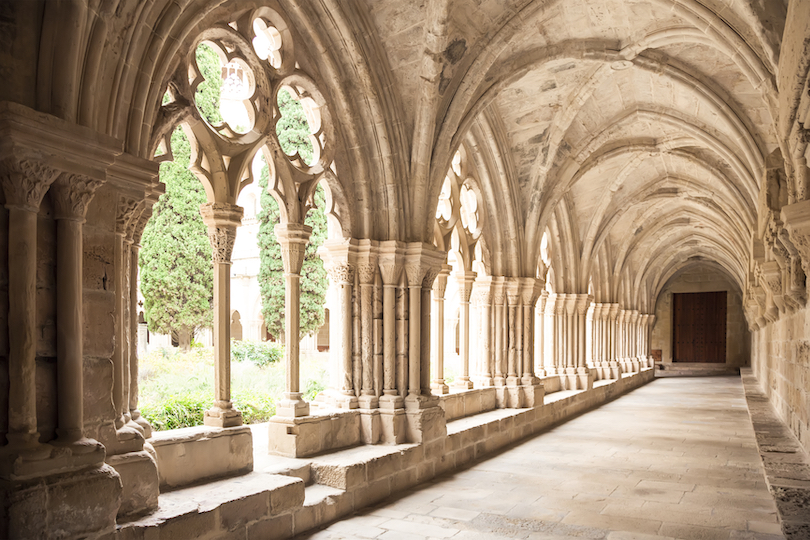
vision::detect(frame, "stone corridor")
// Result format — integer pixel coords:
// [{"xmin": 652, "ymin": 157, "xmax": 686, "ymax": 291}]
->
[{"xmin": 299, "ymin": 377, "xmax": 783, "ymax": 540}]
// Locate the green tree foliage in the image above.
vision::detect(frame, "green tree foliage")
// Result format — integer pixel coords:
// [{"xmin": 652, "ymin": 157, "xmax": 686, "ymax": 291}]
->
[
  {"xmin": 140, "ymin": 127, "xmax": 213, "ymax": 349},
  {"xmin": 140, "ymin": 43, "xmax": 224, "ymax": 350},
  {"xmin": 258, "ymin": 89, "xmax": 327, "ymax": 341},
  {"xmin": 194, "ymin": 43, "xmax": 223, "ymax": 125}
]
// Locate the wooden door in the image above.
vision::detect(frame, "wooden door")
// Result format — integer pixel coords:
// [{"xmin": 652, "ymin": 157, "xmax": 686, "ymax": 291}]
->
[{"xmin": 672, "ymin": 291, "xmax": 726, "ymax": 363}]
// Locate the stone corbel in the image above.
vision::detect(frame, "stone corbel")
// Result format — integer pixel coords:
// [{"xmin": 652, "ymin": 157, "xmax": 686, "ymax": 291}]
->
[{"xmin": 782, "ymin": 199, "xmax": 810, "ymax": 279}]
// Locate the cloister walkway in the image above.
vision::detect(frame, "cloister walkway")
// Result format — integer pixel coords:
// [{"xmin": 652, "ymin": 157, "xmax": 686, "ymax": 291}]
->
[{"xmin": 298, "ymin": 377, "xmax": 783, "ymax": 540}]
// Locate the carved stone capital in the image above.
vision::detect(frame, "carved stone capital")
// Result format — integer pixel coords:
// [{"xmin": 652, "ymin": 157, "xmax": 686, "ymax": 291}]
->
[
  {"xmin": 51, "ymin": 173, "xmax": 104, "ymax": 221},
  {"xmin": 0, "ymin": 157, "xmax": 60, "ymax": 211},
  {"xmin": 274, "ymin": 222, "xmax": 312, "ymax": 274},
  {"xmin": 455, "ymin": 271, "xmax": 477, "ymax": 302},
  {"xmin": 116, "ymin": 195, "xmax": 141, "ymax": 235},
  {"xmin": 575, "ymin": 294, "xmax": 591, "ymax": 316},
  {"xmin": 433, "ymin": 265, "xmax": 452, "ymax": 298},
  {"xmin": 327, "ymin": 263, "xmax": 355, "ymax": 285},
  {"xmin": 608, "ymin": 303, "xmax": 620, "ymax": 320},
  {"xmin": 357, "ymin": 263, "xmax": 377, "ymax": 285},
  {"xmin": 208, "ymin": 224, "xmax": 238, "ymax": 264},
  {"xmin": 471, "ymin": 278, "xmax": 493, "ymax": 306},
  {"xmin": 782, "ymin": 199, "xmax": 810, "ymax": 278}
]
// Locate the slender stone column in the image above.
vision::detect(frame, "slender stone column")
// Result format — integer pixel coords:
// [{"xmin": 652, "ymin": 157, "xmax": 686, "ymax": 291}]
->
[
  {"xmin": 455, "ymin": 271, "xmax": 476, "ymax": 389},
  {"xmin": 575, "ymin": 296, "xmax": 590, "ymax": 369},
  {"xmin": 564, "ymin": 295, "xmax": 577, "ymax": 370},
  {"xmin": 607, "ymin": 304, "xmax": 619, "ymax": 377},
  {"xmin": 493, "ymin": 280, "xmax": 506, "ymax": 386},
  {"xmin": 554, "ymin": 295, "xmax": 566, "ymax": 373},
  {"xmin": 273, "ymin": 222, "xmax": 312, "ymax": 417},
  {"xmin": 472, "ymin": 277, "xmax": 493, "ymax": 387},
  {"xmin": 326, "ymin": 262, "xmax": 357, "ymax": 407},
  {"xmin": 421, "ymin": 271, "xmax": 437, "ymax": 395},
  {"xmin": 129, "ymin": 211, "xmax": 152, "ymax": 436},
  {"xmin": 431, "ymin": 266, "xmax": 451, "ymax": 394},
  {"xmin": 378, "ymin": 243, "xmax": 404, "ymax": 407},
  {"xmin": 0, "ymin": 159, "xmax": 58, "ymax": 455},
  {"xmin": 535, "ymin": 291, "xmax": 548, "ymax": 376},
  {"xmin": 357, "ymin": 253, "xmax": 378, "ymax": 408},
  {"xmin": 201, "ymin": 203, "xmax": 244, "ymax": 425},
  {"xmin": 506, "ymin": 283, "xmax": 520, "ymax": 385},
  {"xmin": 51, "ymin": 174, "xmax": 103, "ymax": 447},
  {"xmin": 521, "ymin": 279, "xmax": 539, "ymax": 385},
  {"xmin": 113, "ymin": 197, "xmax": 139, "ymax": 429},
  {"xmin": 404, "ymin": 261, "xmax": 426, "ymax": 400}
]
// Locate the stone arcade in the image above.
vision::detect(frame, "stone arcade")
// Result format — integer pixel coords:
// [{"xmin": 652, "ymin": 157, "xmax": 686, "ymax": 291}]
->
[{"xmin": 0, "ymin": 0, "xmax": 809, "ymax": 538}]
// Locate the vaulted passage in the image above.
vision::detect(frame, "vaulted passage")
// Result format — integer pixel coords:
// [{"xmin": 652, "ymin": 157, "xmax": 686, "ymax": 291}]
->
[
  {"xmin": 301, "ymin": 377, "xmax": 780, "ymax": 540},
  {"xmin": 2, "ymin": 0, "xmax": 810, "ymax": 538}
]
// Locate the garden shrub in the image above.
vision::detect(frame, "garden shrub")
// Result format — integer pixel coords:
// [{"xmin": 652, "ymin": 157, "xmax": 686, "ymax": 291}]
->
[{"xmin": 231, "ymin": 339, "xmax": 284, "ymax": 367}]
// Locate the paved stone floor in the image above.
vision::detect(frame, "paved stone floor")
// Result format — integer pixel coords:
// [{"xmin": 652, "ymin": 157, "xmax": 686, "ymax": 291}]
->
[{"xmin": 298, "ymin": 377, "xmax": 784, "ymax": 540}]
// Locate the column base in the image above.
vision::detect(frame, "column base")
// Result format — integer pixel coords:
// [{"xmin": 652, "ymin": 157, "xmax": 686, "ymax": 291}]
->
[
  {"xmin": 522, "ymin": 383, "xmax": 545, "ymax": 407},
  {"xmin": 324, "ymin": 389, "xmax": 359, "ymax": 409},
  {"xmin": 563, "ymin": 367, "xmax": 578, "ymax": 390},
  {"xmin": 453, "ymin": 377, "xmax": 473, "ymax": 390},
  {"xmin": 493, "ymin": 376, "xmax": 506, "ymax": 387},
  {"xmin": 608, "ymin": 361, "xmax": 622, "ymax": 379},
  {"xmin": 274, "ymin": 393, "xmax": 310, "ymax": 418},
  {"xmin": 577, "ymin": 366, "xmax": 594, "ymax": 390},
  {"xmin": 431, "ymin": 381, "xmax": 450, "ymax": 394},
  {"xmin": 106, "ymin": 447, "xmax": 159, "ymax": 518},
  {"xmin": 0, "ymin": 463, "xmax": 122, "ymax": 540},
  {"xmin": 358, "ymin": 395, "xmax": 379, "ymax": 409},
  {"xmin": 130, "ymin": 410, "xmax": 153, "ymax": 439},
  {"xmin": 267, "ymin": 411, "xmax": 361, "ymax": 458},
  {"xmin": 0, "ymin": 439, "xmax": 106, "ymax": 481},
  {"xmin": 379, "ymin": 407, "xmax": 406, "ymax": 445},
  {"xmin": 204, "ymin": 405, "xmax": 244, "ymax": 427},
  {"xmin": 404, "ymin": 394, "xmax": 445, "ymax": 443},
  {"xmin": 379, "ymin": 393, "xmax": 404, "ymax": 410},
  {"xmin": 359, "ymin": 408, "xmax": 381, "ymax": 444}
]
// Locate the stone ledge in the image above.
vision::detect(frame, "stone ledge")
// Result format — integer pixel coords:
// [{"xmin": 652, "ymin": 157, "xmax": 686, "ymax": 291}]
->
[
  {"xmin": 108, "ymin": 369, "xmax": 653, "ymax": 539},
  {"xmin": 150, "ymin": 425, "xmax": 253, "ymax": 491},
  {"xmin": 740, "ymin": 368, "xmax": 810, "ymax": 539}
]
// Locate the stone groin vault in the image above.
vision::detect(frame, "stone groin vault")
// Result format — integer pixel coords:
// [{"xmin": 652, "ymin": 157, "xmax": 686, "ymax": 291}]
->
[{"xmin": 0, "ymin": 0, "xmax": 808, "ymax": 538}]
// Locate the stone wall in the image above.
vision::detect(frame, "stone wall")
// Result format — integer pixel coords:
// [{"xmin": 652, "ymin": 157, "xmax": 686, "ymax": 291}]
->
[
  {"xmin": 651, "ymin": 265, "xmax": 749, "ymax": 366},
  {"xmin": 751, "ymin": 309, "xmax": 810, "ymax": 453}
]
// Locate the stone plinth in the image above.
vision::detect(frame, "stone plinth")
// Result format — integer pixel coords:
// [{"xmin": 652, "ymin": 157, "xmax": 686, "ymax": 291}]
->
[
  {"xmin": 151, "ymin": 425, "xmax": 253, "ymax": 490},
  {"xmin": 0, "ymin": 464, "xmax": 121, "ymax": 540},
  {"xmin": 106, "ymin": 447, "xmax": 158, "ymax": 518},
  {"xmin": 267, "ymin": 410, "xmax": 361, "ymax": 458},
  {"xmin": 404, "ymin": 396, "xmax": 446, "ymax": 444}
]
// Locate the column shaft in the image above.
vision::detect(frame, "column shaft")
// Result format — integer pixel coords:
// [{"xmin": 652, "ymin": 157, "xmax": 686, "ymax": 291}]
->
[{"xmin": 55, "ymin": 218, "xmax": 84, "ymax": 442}]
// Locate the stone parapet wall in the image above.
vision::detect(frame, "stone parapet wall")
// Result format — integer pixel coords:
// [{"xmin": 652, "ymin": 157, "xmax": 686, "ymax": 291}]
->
[
  {"xmin": 751, "ymin": 309, "xmax": 810, "ymax": 454},
  {"xmin": 115, "ymin": 368, "xmax": 653, "ymax": 540}
]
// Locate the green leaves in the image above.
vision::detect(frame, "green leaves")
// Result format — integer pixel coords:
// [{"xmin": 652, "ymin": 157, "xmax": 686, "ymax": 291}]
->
[{"xmin": 140, "ymin": 126, "xmax": 214, "ymax": 342}]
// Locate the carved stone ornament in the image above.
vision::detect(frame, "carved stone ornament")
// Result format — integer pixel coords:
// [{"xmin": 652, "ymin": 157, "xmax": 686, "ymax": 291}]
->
[
  {"xmin": 0, "ymin": 157, "xmax": 60, "ymax": 211},
  {"xmin": 327, "ymin": 263, "xmax": 355, "ymax": 285},
  {"xmin": 51, "ymin": 173, "xmax": 104, "ymax": 220},
  {"xmin": 422, "ymin": 266, "xmax": 440, "ymax": 288},
  {"xmin": 404, "ymin": 263, "xmax": 426, "ymax": 287},
  {"xmin": 208, "ymin": 225, "xmax": 237, "ymax": 264},
  {"xmin": 358, "ymin": 264, "xmax": 377, "ymax": 285},
  {"xmin": 115, "ymin": 195, "xmax": 141, "ymax": 235}
]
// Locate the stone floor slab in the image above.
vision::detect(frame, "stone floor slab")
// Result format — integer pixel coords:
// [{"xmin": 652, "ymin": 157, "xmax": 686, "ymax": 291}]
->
[{"xmin": 297, "ymin": 377, "xmax": 784, "ymax": 540}]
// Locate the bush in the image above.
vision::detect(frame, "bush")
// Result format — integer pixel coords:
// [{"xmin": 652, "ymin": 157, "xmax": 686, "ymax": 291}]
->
[
  {"xmin": 231, "ymin": 339, "xmax": 284, "ymax": 367},
  {"xmin": 140, "ymin": 392, "xmax": 209, "ymax": 431},
  {"xmin": 303, "ymin": 375, "xmax": 326, "ymax": 401}
]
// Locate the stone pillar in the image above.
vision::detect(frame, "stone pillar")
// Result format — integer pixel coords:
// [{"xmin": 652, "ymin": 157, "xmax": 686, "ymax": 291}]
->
[
  {"xmin": 1, "ymin": 159, "xmax": 59, "ymax": 460},
  {"xmin": 627, "ymin": 309, "xmax": 639, "ymax": 373},
  {"xmin": 200, "ymin": 203, "xmax": 244, "ymax": 426},
  {"xmin": 607, "ymin": 304, "xmax": 619, "ymax": 378},
  {"xmin": 534, "ymin": 291, "xmax": 548, "ymax": 377},
  {"xmin": 493, "ymin": 279, "xmax": 506, "ymax": 386},
  {"xmin": 325, "ymin": 262, "xmax": 357, "ymax": 408},
  {"xmin": 589, "ymin": 304, "xmax": 602, "ymax": 379},
  {"xmin": 357, "ymin": 249, "xmax": 379, "ymax": 409},
  {"xmin": 402, "ymin": 244, "xmax": 445, "ymax": 443},
  {"xmin": 472, "ymin": 277, "xmax": 493, "ymax": 387},
  {"xmin": 113, "ymin": 196, "xmax": 138, "ymax": 431},
  {"xmin": 454, "ymin": 271, "xmax": 476, "ymax": 389},
  {"xmin": 51, "ymin": 174, "xmax": 104, "ymax": 449},
  {"xmin": 273, "ymin": 222, "xmax": 312, "ymax": 418},
  {"xmin": 378, "ymin": 242, "xmax": 406, "ymax": 443},
  {"xmin": 431, "ymin": 266, "xmax": 451, "ymax": 394},
  {"xmin": 574, "ymin": 295, "xmax": 593, "ymax": 390}
]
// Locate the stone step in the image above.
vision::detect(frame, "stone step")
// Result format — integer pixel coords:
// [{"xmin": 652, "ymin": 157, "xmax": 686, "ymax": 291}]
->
[{"xmin": 655, "ymin": 363, "xmax": 741, "ymax": 377}]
